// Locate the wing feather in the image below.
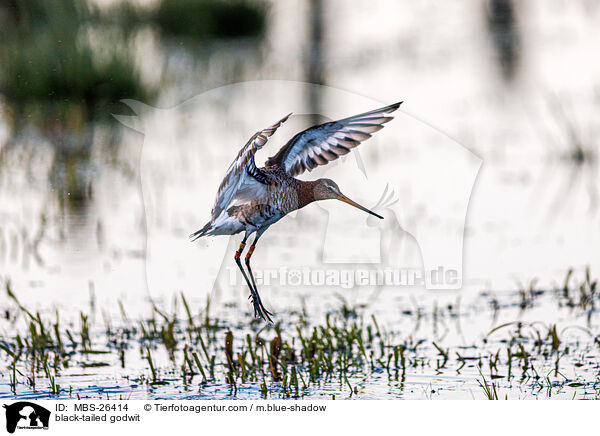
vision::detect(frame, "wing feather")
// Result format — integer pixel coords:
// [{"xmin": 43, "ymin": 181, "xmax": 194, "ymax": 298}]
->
[
  {"xmin": 211, "ymin": 113, "xmax": 290, "ymax": 219},
  {"xmin": 265, "ymin": 102, "xmax": 401, "ymax": 176}
]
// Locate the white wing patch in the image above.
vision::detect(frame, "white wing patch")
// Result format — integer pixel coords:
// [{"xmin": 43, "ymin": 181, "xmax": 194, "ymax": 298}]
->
[
  {"xmin": 266, "ymin": 102, "xmax": 401, "ymax": 177},
  {"xmin": 211, "ymin": 114, "xmax": 291, "ymax": 220}
]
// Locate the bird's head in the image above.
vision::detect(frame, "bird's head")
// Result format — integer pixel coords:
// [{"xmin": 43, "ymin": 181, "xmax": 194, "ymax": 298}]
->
[{"xmin": 313, "ymin": 178, "xmax": 383, "ymax": 219}]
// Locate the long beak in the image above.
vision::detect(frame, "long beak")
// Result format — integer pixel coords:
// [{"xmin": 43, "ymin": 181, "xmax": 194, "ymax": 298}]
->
[{"xmin": 337, "ymin": 194, "xmax": 384, "ymax": 219}]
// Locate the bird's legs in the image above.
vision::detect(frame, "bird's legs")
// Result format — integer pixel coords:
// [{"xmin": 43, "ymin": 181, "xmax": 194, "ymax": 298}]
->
[
  {"xmin": 234, "ymin": 233, "xmax": 271, "ymax": 322},
  {"xmin": 245, "ymin": 233, "xmax": 273, "ymax": 323},
  {"xmin": 233, "ymin": 234, "xmax": 259, "ymax": 318}
]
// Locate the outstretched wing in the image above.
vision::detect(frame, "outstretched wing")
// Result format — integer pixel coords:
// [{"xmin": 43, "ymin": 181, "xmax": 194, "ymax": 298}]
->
[
  {"xmin": 265, "ymin": 102, "xmax": 402, "ymax": 177},
  {"xmin": 211, "ymin": 113, "xmax": 291, "ymax": 219}
]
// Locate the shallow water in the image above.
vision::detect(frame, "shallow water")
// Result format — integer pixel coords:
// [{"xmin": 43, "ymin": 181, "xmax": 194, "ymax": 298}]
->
[
  {"xmin": 1, "ymin": 0, "xmax": 599, "ymax": 399},
  {"xmin": 1, "ymin": 276, "xmax": 599, "ymax": 400}
]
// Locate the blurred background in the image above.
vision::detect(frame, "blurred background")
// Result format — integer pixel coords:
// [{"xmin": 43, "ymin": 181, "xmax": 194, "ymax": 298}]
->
[{"xmin": 0, "ymin": 0, "xmax": 599, "ymax": 313}]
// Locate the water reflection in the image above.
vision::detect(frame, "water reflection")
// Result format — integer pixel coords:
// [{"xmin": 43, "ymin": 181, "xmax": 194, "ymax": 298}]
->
[
  {"xmin": 307, "ymin": 0, "xmax": 325, "ymax": 124},
  {"xmin": 485, "ymin": 0, "xmax": 521, "ymax": 82},
  {"xmin": 0, "ymin": 0, "xmax": 598, "ymax": 312}
]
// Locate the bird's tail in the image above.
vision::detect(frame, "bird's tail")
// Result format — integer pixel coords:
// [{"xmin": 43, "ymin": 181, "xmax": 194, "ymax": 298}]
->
[{"xmin": 189, "ymin": 222, "xmax": 212, "ymax": 241}]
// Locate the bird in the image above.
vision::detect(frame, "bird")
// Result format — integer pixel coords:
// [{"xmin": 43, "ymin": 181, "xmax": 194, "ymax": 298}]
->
[{"xmin": 190, "ymin": 101, "xmax": 402, "ymax": 322}]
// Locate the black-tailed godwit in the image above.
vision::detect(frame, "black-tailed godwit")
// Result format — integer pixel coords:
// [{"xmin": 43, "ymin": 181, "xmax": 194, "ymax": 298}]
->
[{"xmin": 191, "ymin": 102, "xmax": 402, "ymax": 322}]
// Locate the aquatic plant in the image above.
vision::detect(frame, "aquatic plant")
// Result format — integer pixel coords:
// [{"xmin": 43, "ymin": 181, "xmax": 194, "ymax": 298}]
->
[{"xmin": 0, "ymin": 268, "xmax": 599, "ymax": 399}]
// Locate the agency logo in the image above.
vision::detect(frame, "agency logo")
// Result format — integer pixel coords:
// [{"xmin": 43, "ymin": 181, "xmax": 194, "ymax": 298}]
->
[
  {"xmin": 115, "ymin": 80, "xmax": 481, "ymax": 298},
  {"xmin": 2, "ymin": 402, "xmax": 50, "ymax": 434}
]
